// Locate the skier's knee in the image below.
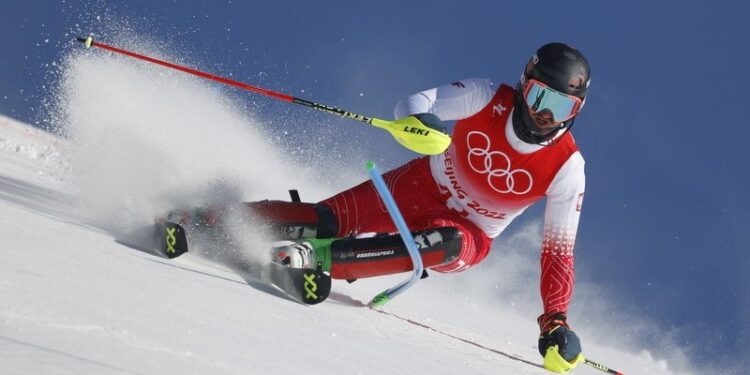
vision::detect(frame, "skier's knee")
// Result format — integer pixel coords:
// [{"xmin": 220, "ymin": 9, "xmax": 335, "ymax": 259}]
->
[
  {"xmin": 415, "ymin": 226, "xmax": 463, "ymax": 266},
  {"xmin": 428, "ymin": 223, "xmax": 492, "ymax": 273}
]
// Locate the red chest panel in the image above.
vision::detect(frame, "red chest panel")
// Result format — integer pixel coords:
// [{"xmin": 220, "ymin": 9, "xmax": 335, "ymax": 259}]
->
[{"xmin": 448, "ymin": 85, "xmax": 578, "ymax": 208}]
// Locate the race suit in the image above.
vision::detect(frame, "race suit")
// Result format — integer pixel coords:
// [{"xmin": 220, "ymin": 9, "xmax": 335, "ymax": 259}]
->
[{"xmin": 319, "ymin": 79, "xmax": 586, "ymax": 316}]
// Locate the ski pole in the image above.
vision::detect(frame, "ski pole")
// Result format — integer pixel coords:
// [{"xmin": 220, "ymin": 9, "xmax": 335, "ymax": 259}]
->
[
  {"xmin": 75, "ymin": 36, "xmax": 451, "ymax": 155},
  {"xmin": 365, "ymin": 161, "xmax": 424, "ymax": 308},
  {"xmin": 584, "ymin": 358, "xmax": 625, "ymax": 375}
]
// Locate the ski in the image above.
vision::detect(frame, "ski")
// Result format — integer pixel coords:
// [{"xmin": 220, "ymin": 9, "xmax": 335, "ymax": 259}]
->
[
  {"xmin": 267, "ymin": 264, "xmax": 331, "ymax": 305},
  {"xmin": 154, "ymin": 219, "xmax": 331, "ymax": 305},
  {"xmin": 158, "ymin": 221, "xmax": 189, "ymax": 259}
]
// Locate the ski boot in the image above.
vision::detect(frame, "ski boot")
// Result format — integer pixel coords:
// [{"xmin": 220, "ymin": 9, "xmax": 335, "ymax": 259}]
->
[
  {"xmin": 271, "ymin": 239, "xmax": 334, "ymax": 272},
  {"xmin": 269, "ymin": 239, "xmax": 334, "ymax": 305}
]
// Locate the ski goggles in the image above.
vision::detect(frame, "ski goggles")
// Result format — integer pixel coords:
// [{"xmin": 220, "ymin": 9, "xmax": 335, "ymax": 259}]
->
[{"xmin": 523, "ymin": 79, "xmax": 583, "ymax": 123}]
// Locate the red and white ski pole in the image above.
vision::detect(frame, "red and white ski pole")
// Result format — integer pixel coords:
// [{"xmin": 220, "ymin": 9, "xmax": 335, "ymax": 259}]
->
[{"xmin": 75, "ymin": 36, "xmax": 451, "ymax": 155}]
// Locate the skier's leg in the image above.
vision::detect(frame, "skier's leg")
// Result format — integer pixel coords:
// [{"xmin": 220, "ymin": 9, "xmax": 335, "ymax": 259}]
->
[
  {"xmin": 184, "ymin": 158, "xmax": 435, "ymax": 239},
  {"xmin": 241, "ymin": 200, "xmax": 339, "ymax": 240},
  {"xmin": 329, "ymin": 226, "xmax": 464, "ymax": 279},
  {"xmin": 331, "ymin": 217, "xmax": 491, "ymax": 279},
  {"xmin": 273, "ymin": 226, "xmax": 463, "ymax": 280},
  {"xmin": 237, "ymin": 158, "xmax": 438, "ymax": 241},
  {"xmin": 166, "ymin": 200, "xmax": 338, "ymax": 239},
  {"xmin": 275, "ymin": 215, "xmax": 492, "ymax": 280},
  {"xmin": 320, "ymin": 157, "xmax": 448, "ymax": 237}
]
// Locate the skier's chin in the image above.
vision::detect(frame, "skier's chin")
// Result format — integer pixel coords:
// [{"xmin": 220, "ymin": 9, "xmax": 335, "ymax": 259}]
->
[{"xmin": 532, "ymin": 119, "xmax": 561, "ymax": 134}]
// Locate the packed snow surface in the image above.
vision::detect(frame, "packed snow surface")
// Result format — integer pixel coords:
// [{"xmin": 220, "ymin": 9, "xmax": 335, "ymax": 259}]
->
[{"xmin": 0, "ymin": 46, "xmax": 700, "ymax": 374}]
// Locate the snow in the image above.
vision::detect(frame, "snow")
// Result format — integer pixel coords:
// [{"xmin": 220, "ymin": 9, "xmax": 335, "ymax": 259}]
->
[{"xmin": 0, "ymin": 48, "xmax": 705, "ymax": 374}]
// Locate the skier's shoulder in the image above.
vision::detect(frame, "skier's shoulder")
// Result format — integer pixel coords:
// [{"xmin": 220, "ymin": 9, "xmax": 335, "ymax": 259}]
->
[
  {"xmin": 555, "ymin": 144, "xmax": 586, "ymax": 185},
  {"xmin": 548, "ymin": 148, "xmax": 585, "ymax": 195},
  {"xmin": 564, "ymin": 149, "xmax": 585, "ymax": 171},
  {"xmin": 436, "ymin": 78, "xmax": 497, "ymax": 117},
  {"xmin": 396, "ymin": 78, "xmax": 497, "ymax": 120},
  {"xmin": 557, "ymin": 131, "xmax": 584, "ymax": 159},
  {"xmin": 446, "ymin": 79, "xmax": 521, "ymax": 105}
]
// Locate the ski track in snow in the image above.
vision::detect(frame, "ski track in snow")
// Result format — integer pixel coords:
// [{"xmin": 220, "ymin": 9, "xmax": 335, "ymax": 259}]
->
[{"xmin": 0, "ymin": 46, "xmax": 708, "ymax": 375}]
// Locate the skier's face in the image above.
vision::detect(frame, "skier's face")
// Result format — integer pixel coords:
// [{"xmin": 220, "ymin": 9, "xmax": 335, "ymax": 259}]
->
[{"xmin": 522, "ymin": 78, "xmax": 583, "ymax": 127}]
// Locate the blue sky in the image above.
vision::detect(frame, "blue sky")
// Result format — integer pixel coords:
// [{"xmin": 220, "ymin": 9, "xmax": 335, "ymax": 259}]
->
[{"xmin": 2, "ymin": 0, "xmax": 750, "ymax": 371}]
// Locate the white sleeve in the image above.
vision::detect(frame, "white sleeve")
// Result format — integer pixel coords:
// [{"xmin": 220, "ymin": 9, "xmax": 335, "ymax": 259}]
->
[
  {"xmin": 393, "ymin": 78, "xmax": 495, "ymax": 121},
  {"xmin": 543, "ymin": 152, "xmax": 586, "ymax": 252},
  {"xmin": 540, "ymin": 152, "xmax": 585, "ymax": 315}
]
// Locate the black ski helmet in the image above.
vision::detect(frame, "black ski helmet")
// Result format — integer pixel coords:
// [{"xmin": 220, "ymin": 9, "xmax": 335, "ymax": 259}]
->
[{"xmin": 512, "ymin": 43, "xmax": 591, "ymax": 144}]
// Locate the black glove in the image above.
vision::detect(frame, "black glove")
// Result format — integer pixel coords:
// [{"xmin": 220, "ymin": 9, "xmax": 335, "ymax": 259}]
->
[
  {"xmin": 537, "ymin": 313, "xmax": 582, "ymax": 362},
  {"xmin": 411, "ymin": 113, "xmax": 447, "ymax": 133}
]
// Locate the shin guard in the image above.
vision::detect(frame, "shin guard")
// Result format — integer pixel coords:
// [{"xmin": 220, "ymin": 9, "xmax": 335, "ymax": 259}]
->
[{"xmin": 328, "ymin": 227, "xmax": 462, "ymax": 280}]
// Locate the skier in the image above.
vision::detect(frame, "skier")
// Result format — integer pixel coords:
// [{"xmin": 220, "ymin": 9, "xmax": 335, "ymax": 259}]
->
[{"xmin": 175, "ymin": 42, "xmax": 590, "ymax": 372}]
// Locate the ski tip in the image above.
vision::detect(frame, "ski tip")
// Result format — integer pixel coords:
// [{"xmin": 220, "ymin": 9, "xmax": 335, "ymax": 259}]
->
[{"xmin": 76, "ymin": 36, "xmax": 94, "ymax": 48}]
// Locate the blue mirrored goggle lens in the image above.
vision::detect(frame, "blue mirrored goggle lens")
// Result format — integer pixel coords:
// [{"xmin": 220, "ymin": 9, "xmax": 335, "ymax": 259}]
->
[{"xmin": 525, "ymin": 83, "xmax": 578, "ymax": 122}]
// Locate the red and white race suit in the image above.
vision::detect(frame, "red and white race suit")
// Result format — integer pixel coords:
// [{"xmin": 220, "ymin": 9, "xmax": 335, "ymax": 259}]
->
[{"xmin": 321, "ymin": 79, "xmax": 585, "ymax": 316}]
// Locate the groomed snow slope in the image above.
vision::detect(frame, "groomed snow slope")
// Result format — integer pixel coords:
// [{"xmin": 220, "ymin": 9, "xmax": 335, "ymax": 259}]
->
[{"xmin": 0, "ymin": 52, "xmax": 698, "ymax": 375}]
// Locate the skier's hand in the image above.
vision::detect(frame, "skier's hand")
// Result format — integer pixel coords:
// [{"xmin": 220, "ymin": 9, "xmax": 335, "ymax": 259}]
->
[
  {"xmin": 537, "ymin": 313, "xmax": 584, "ymax": 373},
  {"xmin": 410, "ymin": 113, "xmax": 447, "ymax": 134}
]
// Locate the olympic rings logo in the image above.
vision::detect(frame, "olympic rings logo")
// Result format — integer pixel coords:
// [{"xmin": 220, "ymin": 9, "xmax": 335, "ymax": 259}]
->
[{"xmin": 466, "ymin": 131, "xmax": 533, "ymax": 195}]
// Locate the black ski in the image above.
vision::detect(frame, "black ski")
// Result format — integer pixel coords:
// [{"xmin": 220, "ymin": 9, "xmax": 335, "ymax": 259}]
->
[
  {"xmin": 158, "ymin": 221, "xmax": 189, "ymax": 259},
  {"xmin": 155, "ymin": 220, "xmax": 330, "ymax": 305},
  {"xmin": 268, "ymin": 263, "xmax": 331, "ymax": 305}
]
